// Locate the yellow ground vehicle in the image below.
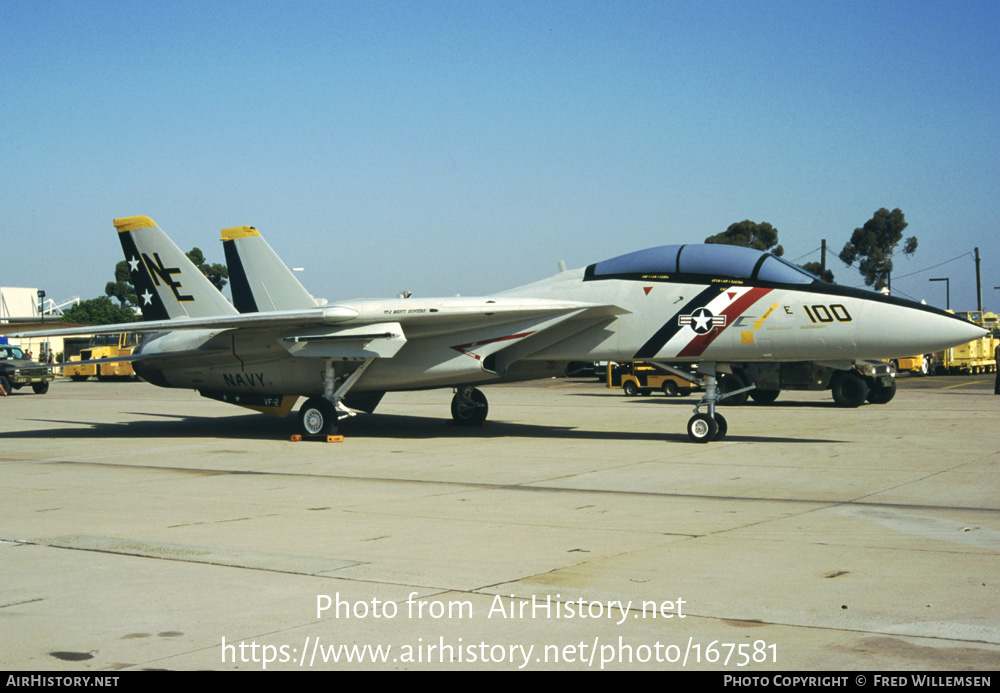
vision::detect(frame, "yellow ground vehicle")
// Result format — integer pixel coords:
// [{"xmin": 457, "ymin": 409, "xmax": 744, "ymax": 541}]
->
[
  {"xmin": 893, "ymin": 354, "xmax": 931, "ymax": 375},
  {"xmin": 607, "ymin": 361, "xmax": 699, "ymax": 397},
  {"xmin": 933, "ymin": 312, "xmax": 998, "ymax": 374},
  {"xmin": 64, "ymin": 333, "xmax": 140, "ymax": 381}
]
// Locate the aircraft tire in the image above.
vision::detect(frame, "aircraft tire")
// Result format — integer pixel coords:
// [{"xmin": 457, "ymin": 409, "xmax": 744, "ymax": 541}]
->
[
  {"xmin": 451, "ymin": 387, "xmax": 488, "ymax": 426},
  {"xmin": 750, "ymin": 388, "xmax": 780, "ymax": 404},
  {"xmin": 866, "ymin": 379, "xmax": 897, "ymax": 405},
  {"xmin": 687, "ymin": 413, "xmax": 719, "ymax": 443},
  {"xmin": 713, "ymin": 413, "xmax": 728, "ymax": 441},
  {"xmin": 298, "ymin": 397, "xmax": 338, "ymax": 436},
  {"xmin": 831, "ymin": 372, "xmax": 868, "ymax": 408},
  {"xmin": 718, "ymin": 372, "xmax": 748, "ymax": 405}
]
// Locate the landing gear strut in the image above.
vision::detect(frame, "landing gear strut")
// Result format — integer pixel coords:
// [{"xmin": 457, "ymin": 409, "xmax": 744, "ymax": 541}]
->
[
  {"xmin": 651, "ymin": 361, "xmax": 751, "ymax": 443},
  {"xmin": 688, "ymin": 365, "xmax": 726, "ymax": 443},
  {"xmin": 296, "ymin": 358, "xmax": 374, "ymax": 438},
  {"xmin": 451, "ymin": 385, "xmax": 489, "ymax": 426}
]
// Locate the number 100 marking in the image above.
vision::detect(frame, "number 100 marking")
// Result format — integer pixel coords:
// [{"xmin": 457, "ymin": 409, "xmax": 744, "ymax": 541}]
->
[{"xmin": 804, "ymin": 304, "xmax": 852, "ymax": 323}]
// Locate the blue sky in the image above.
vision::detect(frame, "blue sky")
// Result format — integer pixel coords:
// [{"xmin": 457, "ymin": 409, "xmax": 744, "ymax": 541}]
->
[{"xmin": 3, "ymin": 0, "xmax": 999, "ymax": 312}]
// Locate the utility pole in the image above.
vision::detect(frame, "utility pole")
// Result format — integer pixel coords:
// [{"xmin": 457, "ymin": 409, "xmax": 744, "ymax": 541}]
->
[
  {"xmin": 974, "ymin": 247, "xmax": 982, "ymax": 311},
  {"xmin": 821, "ymin": 239, "xmax": 827, "ymax": 279}
]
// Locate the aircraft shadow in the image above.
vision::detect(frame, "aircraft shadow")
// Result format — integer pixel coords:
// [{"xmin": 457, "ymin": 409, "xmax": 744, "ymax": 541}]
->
[
  {"xmin": 9, "ymin": 411, "xmax": 838, "ymax": 445},
  {"xmin": 573, "ymin": 393, "xmax": 863, "ymax": 409}
]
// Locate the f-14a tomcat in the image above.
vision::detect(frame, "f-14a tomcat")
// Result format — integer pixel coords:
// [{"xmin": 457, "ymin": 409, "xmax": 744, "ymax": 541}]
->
[{"xmin": 29, "ymin": 216, "xmax": 986, "ymax": 442}]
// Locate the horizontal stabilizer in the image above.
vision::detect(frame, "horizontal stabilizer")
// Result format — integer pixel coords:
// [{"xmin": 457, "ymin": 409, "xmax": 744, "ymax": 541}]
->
[
  {"xmin": 16, "ymin": 306, "xmax": 360, "ymax": 340},
  {"xmin": 63, "ymin": 347, "xmax": 231, "ymax": 369}
]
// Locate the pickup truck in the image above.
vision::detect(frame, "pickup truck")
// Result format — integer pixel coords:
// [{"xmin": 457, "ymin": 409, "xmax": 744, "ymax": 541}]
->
[{"xmin": 0, "ymin": 341, "xmax": 55, "ymax": 395}]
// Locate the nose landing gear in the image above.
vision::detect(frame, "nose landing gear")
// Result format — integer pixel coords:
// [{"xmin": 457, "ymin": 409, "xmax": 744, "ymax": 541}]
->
[
  {"xmin": 651, "ymin": 361, "xmax": 748, "ymax": 443},
  {"xmin": 686, "ymin": 366, "xmax": 727, "ymax": 443},
  {"xmin": 687, "ymin": 410, "xmax": 727, "ymax": 443}
]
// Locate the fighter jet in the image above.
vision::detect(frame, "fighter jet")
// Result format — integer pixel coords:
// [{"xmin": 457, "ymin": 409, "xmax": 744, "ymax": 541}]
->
[{"xmin": 28, "ymin": 216, "xmax": 986, "ymax": 442}]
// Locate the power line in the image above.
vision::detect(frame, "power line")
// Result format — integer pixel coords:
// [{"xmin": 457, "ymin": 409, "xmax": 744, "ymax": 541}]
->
[
  {"xmin": 792, "ymin": 246, "xmax": 822, "ymax": 263},
  {"xmin": 836, "ymin": 250, "xmax": 974, "ymax": 288},
  {"xmin": 890, "ymin": 286, "xmax": 921, "ymax": 302},
  {"xmin": 892, "ymin": 251, "xmax": 974, "ymax": 281}
]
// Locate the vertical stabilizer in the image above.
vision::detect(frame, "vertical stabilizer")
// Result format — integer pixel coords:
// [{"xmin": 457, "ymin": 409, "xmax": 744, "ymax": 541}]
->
[
  {"xmin": 115, "ymin": 216, "xmax": 238, "ymax": 321},
  {"xmin": 221, "ymin": 226, "xmax": 318, "ymax": 313}
]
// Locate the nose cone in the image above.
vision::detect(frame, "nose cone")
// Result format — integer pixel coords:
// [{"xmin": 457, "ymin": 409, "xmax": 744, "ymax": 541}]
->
[
  {"xmin": 922, "ymin": 312, "xmax": 989, "ymax": 351},
  {"xmin": 853, "ymin": 299, "xmax": 988, "ymax": 358}
]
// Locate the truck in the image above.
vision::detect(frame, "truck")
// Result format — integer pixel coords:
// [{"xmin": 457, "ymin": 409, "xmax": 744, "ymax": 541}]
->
[
  {"xmin": 0, "ymin": 337, "xmax": 55, "ymax": 395},
  {"xmin": 718, "ymin": 360, "xmax": 896, "ymax": 407},
  {"xmin": 64, "ymin": 332, "xmax": 140, "ymax": 381},
  {"xmin": 933, "ymin": 312, "xmax": 998, "ymax": 374},
  {"xmin": 607, "ymin": 361, "xmax": 700, "ymax": 397}
]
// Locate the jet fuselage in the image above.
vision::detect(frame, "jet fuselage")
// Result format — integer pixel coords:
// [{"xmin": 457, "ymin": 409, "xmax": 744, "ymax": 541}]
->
[
  {"xmin": 26, "ymin": 219, "xmax": 988, "ymax": 440},
  {"xmin": 132, "ymin": 264, "xmax": 983, "ymax": 398}
]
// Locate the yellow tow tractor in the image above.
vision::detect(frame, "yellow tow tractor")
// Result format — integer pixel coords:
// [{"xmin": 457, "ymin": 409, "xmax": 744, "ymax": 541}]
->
[
  {"xmin": 607, "ymin": 361, "xmax": 700, "ymax": 397},
  {"xmin": 64, "ymin": 333, "xmax": 140, "ymax": 381},
  {"xmin": 892, "ymin": 354, "xmax": 932, "ymax": 376}
]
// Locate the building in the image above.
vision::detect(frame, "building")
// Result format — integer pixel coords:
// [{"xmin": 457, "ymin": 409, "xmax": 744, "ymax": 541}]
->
[
  {"xmin": 0, "ymin": 286, "xmax": 42, "ymax": 321},
  {"xmin": 0, "ymin": 286, "xmax": 80, "ymax": 363}
]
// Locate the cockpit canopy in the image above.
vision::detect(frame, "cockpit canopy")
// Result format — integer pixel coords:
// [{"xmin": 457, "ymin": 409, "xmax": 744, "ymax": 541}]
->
[{"xmin": 590, "ymin": 244, "xmax": 820, "ymax": 285}]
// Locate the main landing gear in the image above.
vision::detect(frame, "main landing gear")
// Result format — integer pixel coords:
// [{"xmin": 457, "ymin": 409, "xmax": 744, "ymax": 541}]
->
[
  {"xmin": 295, "ymin": 365, "xmax": 492, "ymax": 436},
  {"xmin": 451, "ymin": 385, "xmax": 489, "ymax": 426},
  {"xmin": 298, "ymin": 396, "xmax": 340, "ymax": 436},
  {"xmin": 296, "ymin": 358, "xmax": 374, "ymax": 438}
]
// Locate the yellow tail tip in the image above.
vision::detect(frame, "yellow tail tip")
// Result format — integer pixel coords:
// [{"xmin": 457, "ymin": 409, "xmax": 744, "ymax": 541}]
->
[
  {"xmin": 220, "ymin": 225, "xmax": 260, "ymax": 241},
  {"xmin": 114, "ymin": 216, "xmax": 157, "ymax": 232}
]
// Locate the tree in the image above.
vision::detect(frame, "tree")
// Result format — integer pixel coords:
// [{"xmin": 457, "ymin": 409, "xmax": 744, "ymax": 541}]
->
[
  {"xmin": 105, "ymin": 260, "xmax": 138, "ymax": 307},
  {"xmin": 839, "ymin": 208, "xmax": 917, "ymax": 292},
  {"xmin": 705, "ymin": 220, "xmax": 784, "ymax": 257},
  {"xmin": 799, "ymin": 261, "xmax": 834, "ymax": 283},
  {"xmin": 186, "ymin": 247, "xmax": 229, "ymax": 292},
  {"xmin": 61, "ymin": 297, "xmax": 139, "ymax": 325},
  {"xmin": 707, "ymin": 220, "xmax": 835, "ymax": 281}
]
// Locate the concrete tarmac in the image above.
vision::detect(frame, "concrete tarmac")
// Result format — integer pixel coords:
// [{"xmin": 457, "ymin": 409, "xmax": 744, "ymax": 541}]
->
[{"xmin": 2, "ymin": 374, "xmax": 999, "ymax": 671}]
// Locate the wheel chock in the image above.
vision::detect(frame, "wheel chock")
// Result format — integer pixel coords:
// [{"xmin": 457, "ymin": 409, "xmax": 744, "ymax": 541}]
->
[{"xmin": 289, "ymin": 434, "xmax": 344, "ymax": 443}]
